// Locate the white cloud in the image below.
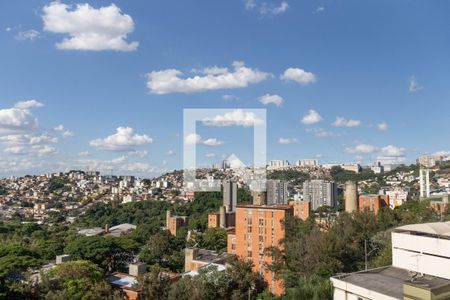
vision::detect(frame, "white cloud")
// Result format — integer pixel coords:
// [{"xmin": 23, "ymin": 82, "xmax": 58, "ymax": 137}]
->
[
  {"xmin": 301, "ymin": 109, "xmax": 322, "ymax": 125},
  {"xmin": 314, "ymin": 6, "xmax": 325, "ymax": 13},
  {"xmin": 259, "ymin": 94, "xmax": 284, "ymax": 106},
  {"xmin": 245, "ymin": 0, "xmax": 289, "ymax": 16},
  {"xmin": 0, "ymin": 106, "xmax": 39, "ymax": 134},
  {"xmin": 15, "ymin": 29, "xmax": 41, "ymax": 41},
  {"xmin": 260, "ymin": 1, "xmax": 289, "ymax": 15},
  {"xmin": 6, "ymin": 27, "xmax": 11, "ymax": 32},
  {"xmin": 409, "ymin": 76, "xmax": 423, "ymax": 92},
  {"xmin": 379, "ymin": 145, "xmax": 406, "ymax": 157},
  {"xmin": 4, "ymin": 144, "xmax": 57, "ymax": 157},
  {"xmin": 185, "ymin": 133, "xmax": 223, "ymax": 147},
  {"xmin": 29, "ymin": 134, "xmax": 58, "ymax": 145},
  {"xmin": 202, "ymin": 109, "xmax": 263, "ymax": 127},
  {"xmin": 222, "ymin": 94, "xmax": 239, "ymax": 101},
  {"xmin": 62, "ymin": 130, "xmax": 74, "ymax": 138},
  {"xmin": 78, "ymin": 151, "xmax": 91, "ymax": 157},
  {"xmin": 54, "ymin": 124, "xmax": 65, "ymax": 131},
  {"xmin": 53, "ymin": 124, "xmax": 74, "ymax": 137},
  {"xmin": 42, "ymin": 2, "xmax": 138, "ymax": 51},
  {"xmin": 147, "ymin": 61, "xmax": 269, "ymax": 94},
  {"xmin": 306, "ymin": 128, "xmax": 340, "ymax": 138},
  {"xmin": 0, "ymin": 134, "xmax": 57, "ymax": 146},
  {"xmin": 345, "ymin": 144, "xmax": 376, "ymax": 154},
  {"xmin": 75, "ymin": 157, "xmax": 166, "ymax": 175},
  {"xmin": 14, "ymin": 100, "xmax": 44, "ymax": 110},
  {"xmin": 280, "ymin": 68, "xmax": 316, "ymax": 85},
  {"xmin": 167, "ymin": 150, "xmax": 176, "ymax": 156},
  {"xmin": 377, "ymin": 122, "xmax": 388, "ymax": 131},
  {"xmin": 205, "ymin": 153, "xmax": 216, "ymax": 158},
  {"xmin": 89, "ymin": 127, "xmax": 153, "ymax": 151},
  {"xmin": 278, "ymin": 137, "xmax": 298, "ymax": 144},
  {"xmin": 128, "ymin": 150, "xmax": 148, "ymax": 158},
  {"xmin": 333, "ymin": 117, "xmax": 361, "ymax": 128}
]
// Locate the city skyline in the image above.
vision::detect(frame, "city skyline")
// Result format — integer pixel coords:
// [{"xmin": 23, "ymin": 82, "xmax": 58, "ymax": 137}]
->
[{"xmin": 1, "ymin": 0, "xmax": 450, "ymax": 177}]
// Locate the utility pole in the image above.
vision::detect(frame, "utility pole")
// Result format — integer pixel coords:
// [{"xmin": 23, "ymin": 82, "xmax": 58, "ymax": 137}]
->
[{"xmin": 365, "ymin": 239, "xmax": 368, "ymax": 270}]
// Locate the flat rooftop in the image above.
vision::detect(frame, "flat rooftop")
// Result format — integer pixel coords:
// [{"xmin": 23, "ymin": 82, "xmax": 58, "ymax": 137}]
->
[
  {"xmin": 394, "ymin": 221, "xmax": 450, "ymax": 239},
  {"xmin": 236, "ymin": 204, "xmax": 293, "ymax": 210},
  {"xmin": 192, "ymin": 249, "xmax": 231, "ymax": 263},
  {"xmin": 332, "ymin": 266, "xmax": 450, "ymax": 299}
]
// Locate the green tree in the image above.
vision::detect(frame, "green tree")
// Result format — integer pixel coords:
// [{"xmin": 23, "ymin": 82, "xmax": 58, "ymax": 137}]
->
[{"xmin": 40, "ymin": 260, "xmax": 122, "ymax": 300}]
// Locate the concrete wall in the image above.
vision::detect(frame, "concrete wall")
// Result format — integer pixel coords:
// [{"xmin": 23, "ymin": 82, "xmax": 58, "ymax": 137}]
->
[
  {"xmin": 331, "ymin": 278, "xmax": 399, "ymax": 300},
  {"xmin": 392, "ymin": 232, "xmax": 450, "ymax": 280}
]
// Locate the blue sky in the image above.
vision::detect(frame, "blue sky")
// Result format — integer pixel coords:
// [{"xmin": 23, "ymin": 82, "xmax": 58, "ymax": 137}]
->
[{"xmin": 0, "ymin": 0, "xmax": 449, "ymax": 177}]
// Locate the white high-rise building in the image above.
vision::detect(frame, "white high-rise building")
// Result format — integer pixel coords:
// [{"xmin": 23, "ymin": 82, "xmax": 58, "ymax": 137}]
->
[
  {"xmin": 419, "ymin": 168, "xmax": 430, "ymax": 198},
  {"xmin": 268, "ymin": 160, "xmax": 290, "ymax": 170},
  {"xmin": 295, "ymin": 159, "xmax": 319, "ymax": 167}
]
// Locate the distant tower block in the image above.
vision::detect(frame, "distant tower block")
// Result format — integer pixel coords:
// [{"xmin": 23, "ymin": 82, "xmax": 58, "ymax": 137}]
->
[
  {"xmin": 223, "ymin": 180, "xmax": 237, "ymax": 213},
  {"xmin": 419, "ymin": 168, "xmax": 431, "ymax": 199},
  {"xmin": 219, "ymin": 206, "xmax": 226, "ymax": 228},
  {"xmin": 344, "ymin": 181, "xmax": 358, "ymax": 213},
  {"xmin": 166, "ymin": 210, "xmax": 172, "ymax": 228}
]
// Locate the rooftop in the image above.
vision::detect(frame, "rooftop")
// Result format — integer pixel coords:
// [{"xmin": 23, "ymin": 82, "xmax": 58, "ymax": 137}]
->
[
  {"xmin": 192, "ymin": 249, "xmax": 231, "ymax": 264},
  {"xmin": 332, "ymin": 266, "xmax": 450, "ymax": 299},
  {"xmin": 394, "ymin": 221, "xmax": 450, "ymax": 239},
  {"xmin": 236, "ymin": 204, "xmax": 293, "ymax": 210},
  {"xmin": 107, "ymin": 273, "xmax": 137, "ymax": 289}
]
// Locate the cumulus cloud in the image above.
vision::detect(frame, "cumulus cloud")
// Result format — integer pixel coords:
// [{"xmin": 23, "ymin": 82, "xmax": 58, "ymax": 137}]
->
[
  {"xmin": 260, "ymin": 1, "xmax": 289, "ymax": 15},
  {"xmin": 202, "ymin": 109, "xmax": 263, "ymax": 127},
  {"xmin": 245, "ymin": 0, "xmax": 289, "ymax": 16},
  {"xmin": 89, "ymin": 127, "xmax": 152, "ymax": 151},
  {"xmin": 278, "ymin": 137, "xmax": 298, "ymax": 144},
  {"xmin": 53, "ymin": 124, "xmax": 74, "ymax": 137},
  {"xmin": 54, "ymin": 124, "xmax": 65, "ymax": 131},
  {"xmin": 222, "ymin": 94, "xmax": 240, "ymax": 101},
  {"xmin": 62, "ymin": 130, "xmax": 74, "ymax": 138},
  {"xmin": 344, "ymin": 144, "xmax": 407, "ymax": 164},
  {"xmin": 185, "ymin": 134, "xmax": 223, "ymax": 147},
  {"xmin": 42, "ymin": 2, "xmax": 138, "ymax": 51},
  {"xmin": 314, "ymin": 6, "xmax": 325, "ymax": 13},
  {"xmin": 306, "ymin": 128, "xmax": 340, "ymax": 138},
  {"xmin": 14, "ymin": 100, "xmax": 44, "ymax": 110},
  {"xmin": 167, "ymin": 150, "xmax": 176, "ymax": 156},
  {"xmin": 205, "ymin": 153, "xmax": 216, "ymax": 158},
  {"xmin": 259, "ymin": 94, "xmax": 284, "ymax": 106},
  {"xmin": 301, "ymin": 110, "xmax": 322, "ymax": 125},
  {"xmin": 147, "ymin": 61, "xmax": 269, "ymax": 94},
  {"xmin": 280, "ymin": 68, "xmax": 316, "ymax": 85},
  {"xmin": 4, "ymin": 144, "xmax": 57, "ymax": 157},
  {"xmin": 333, "ymin": 117, "xmax": 361, "ymax": 128},
  {"xmin": 0, "ymin": 101, "xmax": 44, "ymax": 134},
  {"xmin": 75, "ymin": 157, "xmax": 165, "ymax": 175},
  {"xmin": 345, "ymin": 144, "xmax": 377, "ymax": 154},
  {"xmin": 377, "ymin": 122, "xmax": 388, "ymax": 131},
  {"xmin": 78, "ymin": 151, "xmax": 91, "ymax": 157},
  {"xmin": 15, "ymin": 29, "xmax": 41, "ymax": 41},
  {"xmin": 409, "ymin": 76, "xmax": 423, "ymax": 92},
  {"xmin": 128, "ymin": 150, "xmax": 148, "ymax": 158},
  {"xmin": 379, "ymin": 145, "xmax": 406, "ymax": 157}
]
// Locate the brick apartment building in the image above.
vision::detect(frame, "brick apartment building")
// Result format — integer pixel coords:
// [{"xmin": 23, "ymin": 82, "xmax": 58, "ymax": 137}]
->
[
  {"xmin": 227, "ymin": 204, "xmax": 293, "ymax": 296},
  {"xmin": 358, "ymin": 194, "xmax": 389, "ymax": 215}
]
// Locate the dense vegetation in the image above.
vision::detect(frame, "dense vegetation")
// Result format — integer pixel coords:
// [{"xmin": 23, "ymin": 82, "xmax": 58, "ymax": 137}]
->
[
  {"xmin": 274, "ymin": 200, "xmax": 439, "ymax": 299},
  {"xmin": 0, "ymin": 177, "xmax": 447, "ymax": 299}
]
